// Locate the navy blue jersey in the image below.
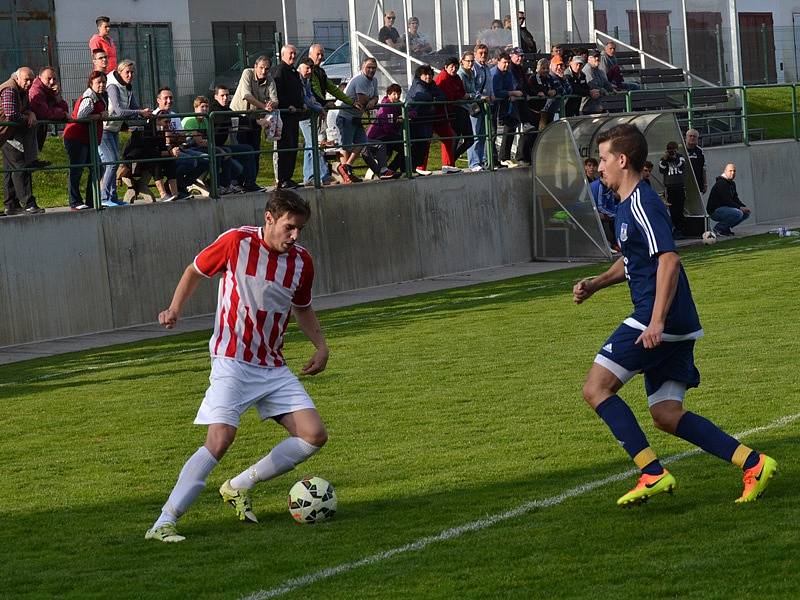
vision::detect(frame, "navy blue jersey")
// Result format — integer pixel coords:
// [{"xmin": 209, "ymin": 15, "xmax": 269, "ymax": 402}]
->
[{"xmin": 615, "ymin": 183, "xmax": 703, "ymax": 339}]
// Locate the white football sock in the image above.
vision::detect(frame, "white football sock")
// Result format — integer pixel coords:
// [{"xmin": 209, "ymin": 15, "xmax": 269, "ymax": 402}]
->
[
  {"xmin": 153, "ymin": 446, "xmax": 218, "ymax": 528},
  {"xmin": 229, "ymin": 437, "xmax": 320, "ymax": 490}
]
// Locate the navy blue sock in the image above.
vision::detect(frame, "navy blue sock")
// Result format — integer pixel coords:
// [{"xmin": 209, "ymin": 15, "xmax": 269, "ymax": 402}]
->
[
  {"xmin": 595, "ymin": 395, "xmax": 664, "ymax": 475},
  {"xmin": 675, "ymin": 411, "xmax": 759, "ymax": 469}
]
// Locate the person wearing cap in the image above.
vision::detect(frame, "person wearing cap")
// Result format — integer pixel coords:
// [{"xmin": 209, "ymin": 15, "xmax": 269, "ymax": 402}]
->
[
  {"xmin": 517, "ymin": 11, "xmax": 538, "ymax": 54},
  {"xmin": 548, "ymin": 54, "xmax": 572, "ymax": 105},
  {"xmin": 404, "ymin": 16, "xmax": 432, "ymax": 56},
  {"xmin": 582, "ymin": 50, "xmax": 615, "ymax": 113},
  {"xmin": 565, "ymin": 54, "xmax": 600, "ymax": 116},
  {"xmin": 508, "ymin": 47, "xmax": 536, "ymax": 164}
]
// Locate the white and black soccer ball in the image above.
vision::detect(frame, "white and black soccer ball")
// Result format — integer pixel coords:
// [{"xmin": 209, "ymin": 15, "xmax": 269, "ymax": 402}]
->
[
  {"xmin": 288, "ymin": 476, "xmax": 337, "ymax": 524},
  {"xmin": 702, "ymin": 230, "xmax": 717, "ymax": 245}
]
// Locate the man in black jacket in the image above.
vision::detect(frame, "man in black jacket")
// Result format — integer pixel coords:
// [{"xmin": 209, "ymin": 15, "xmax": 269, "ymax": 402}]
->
[
  {"xmin": 273, "ymin": 45, "xmax": 304, "ymax": 189},
  {"xmin": 707, "ymin": 163, "xmax": 750, "ymax": 236},
  {"xmin": 564, "ymin": 55, "xmax": 599, "ymax": 117}
]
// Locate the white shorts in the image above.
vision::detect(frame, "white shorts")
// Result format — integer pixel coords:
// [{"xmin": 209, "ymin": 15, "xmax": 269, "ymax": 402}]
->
[{"xmin": 194, "ymin": 358, "xmax": 316, "ymax": 427}]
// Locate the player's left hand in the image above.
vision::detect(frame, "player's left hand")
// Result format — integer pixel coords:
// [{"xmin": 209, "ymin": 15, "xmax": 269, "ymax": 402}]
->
[
  {"xmin": 636, "ymin": 323, "xmax": 663, "ymax": 348},
  {"xmin": 301, "ymin": 345, "xmax": 329, "ymax": 375}
]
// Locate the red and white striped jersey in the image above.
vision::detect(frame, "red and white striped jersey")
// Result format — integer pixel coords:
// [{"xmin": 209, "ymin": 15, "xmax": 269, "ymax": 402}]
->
[{"xmin": 193, "ymin": 226, "xmax": 314, "ymax": 367}]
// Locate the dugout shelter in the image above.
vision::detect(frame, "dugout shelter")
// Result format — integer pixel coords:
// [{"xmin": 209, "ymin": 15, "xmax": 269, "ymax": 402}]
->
[{"xmin": 532, "ymin": 111, "xmax": 705, "ymax": 261}]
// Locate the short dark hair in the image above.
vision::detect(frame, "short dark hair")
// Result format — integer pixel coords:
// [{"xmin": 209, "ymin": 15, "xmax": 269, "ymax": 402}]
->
[
  {"xmin": 596, "ymin": 123, "xmax": 648, "ymax": 172},
  {"xmin": 643, "ymin": 160, "xmax": 654, "ymax": 169},
  {"xmin": 444, "ymin": 56, "xmax": 459, "ymax": 68},
  {"xmin": 92, "ymin": 48, "xmax": 107, "ymax": 58},
  {"xmin": 386, "ymin": 83, "xmax": 402, "ymax": 95},
  {"xmin": 474, "ymin": 43, "xmax": 488, "ymax": 52},
  {"xmin": 584, "ymin": 157, "xmax": 598, "ymax": 167},
  {"xmin": 266, "ymin": 189, "xmax": 311, "ymax": 220},
  {"xmin": 96, "ymin": 16, "xmax": 110, "ymax": 26},
  {"xmin": 214, "ymin": 84, "xmax": 230, "ymax": 94},
  {"xmin": 39, "ymin": 65, "xmax": 55, "ymax": 75},
  {"xmin": 666, "ymin": 140, "xmax": 679, "ymax": 151},
  {"xmin": 87, "ymin": 70, "xmax": 107, "ymax": 87},
  {"xmin": 299, "ymin": 57, "xmax": 315, "ymax": 68},
  {"xmin": 414, "ymin": 64, "xmax": 434, "ymax": 79},
  {"xmin": 497, "ymin": 52, "xmax": 511, "ymax": 62},
  {"xmin": 157, "ymin": 86, "xmax": 173, "ymax": 96}
]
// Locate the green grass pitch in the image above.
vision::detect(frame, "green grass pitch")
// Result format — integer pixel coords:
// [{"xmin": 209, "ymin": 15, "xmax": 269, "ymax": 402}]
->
[{"xmin": 1, "ymin": 234, "xmax": 798, "ymax": 599}]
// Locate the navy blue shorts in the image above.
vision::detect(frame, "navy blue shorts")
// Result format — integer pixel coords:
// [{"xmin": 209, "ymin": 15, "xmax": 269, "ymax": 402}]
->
[{"xmin": 594, "ymin": 323, "xmax": 700, "ymax": 397}]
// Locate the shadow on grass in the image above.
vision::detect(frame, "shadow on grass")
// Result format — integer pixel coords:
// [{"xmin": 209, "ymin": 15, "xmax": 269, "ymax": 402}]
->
[{"xmin": 1, "ymin": 432, "xmax": 796, "ymax": 600}]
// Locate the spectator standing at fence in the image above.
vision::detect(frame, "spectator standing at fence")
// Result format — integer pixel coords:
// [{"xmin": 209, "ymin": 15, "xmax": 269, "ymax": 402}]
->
[
  {"xmin": 685, "ymin": 128, "xmax": 707, "ymax": 194},
  {"xmin": 517, "ymin": 11, "xmax": 538, "ymax": 54},
  {"xmin": 89, "ymin": 16, "xmax": 117, "ymax": 73},
  {"xmin": 490, "ymin": 52, "xmax": 523, "ymax": 168},
  {"xmin": 297, "ymin": 58, "xmax": 334, "ymax": 186},
  {"xmin": 583, "ymin": 50, "xmax": 615, "ymax": 113},
  {"xmin": 565, "ymin": 55, "xmax": 599, "ymax": 117},
  {"xmin": 62, "ymin": 71, "xmax": 107, "ymax": 211},
  {"xmin": 466, "ymin": 44, "xmax": 493, "ymax": 171},
  {"xmin": 407, "ymin": 64, "xmax": 445, "ymax": 176},
  {"xmin": 335, "ymin": 57, "xmax": 381, "ymax": 183},
  {"xmin": 659, "ymin": 141, "xmax": 688, "ymax": 238},
  {"xmin": 100, "ymin": 59, "xmax": 151, "ymax": 206},
  {"xmin": 210, "ymin": 84, "xmax": 260, "ymax": 193},
  {"xmin": 508, "ymin": 47, "xmax": 536, "ymax": 165},
  {"xmin": 379, "ymin": 10, "xmax": 401, "ymax": 48},
  {"xmin": 529, "ymin": 58, "xmax": 557, "ymax": 133},
  {"xmin": 600, "ymin": 41, "xmax": 638, "ymax": 91},
  {"xmin": 1, "ymin": 67, "xmax": 45, "ymax": 215},
  {"xmin": 707, "ymin": 163, "xmax": 750, "ymax": 236},
  {"xmin": 308, "ymin": 44, "xmax": 355, "ymax": 149},
  {"xmin": 434, "ymin": 57, "xmax": 469, "ymax": 172},
  {"xmin": 366, "ymin": 83, "xmax": 405, "ymax": 176},
  {"xmin": 273, "ymin": 45, "xmax": 304, "ymax": 190},
  {"xmin": 404, "ymin": 17, "xmax": 433, "ymax": 57},
  {"xmin": 231, "ymin": 55, "xmax": 278, "ymax": 183},
  {"xmin": 28, "ymin": 66, "xmax": 67, "ymax": 152}
]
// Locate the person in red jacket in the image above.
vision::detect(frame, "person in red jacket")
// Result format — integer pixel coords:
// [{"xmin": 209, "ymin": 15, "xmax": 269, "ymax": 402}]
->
[
  {"xmin": 431, "ymin": 57, "xmax": 464, "ymax": 173},
  {"xmin": 89, "ymin": 16, "xmax": 117, "ymax": 72},
  {"xmin": 28, "ymin": 66, "xmax": 68, "ymax": 151},
  {"xmin": 435, "ymin": 56, "xmax": 474, "ymax": 168},
  {"xmin": 62, "ymin": 71, "xmax": 107, "ymax": 210}
]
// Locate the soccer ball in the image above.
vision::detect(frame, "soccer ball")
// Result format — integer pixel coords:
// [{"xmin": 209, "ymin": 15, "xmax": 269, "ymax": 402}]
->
[
  {"xmin": 288, "ymin": 476, "xmax": 337, "ymax": 524},
  {"xmin": 702, "ymin": 230, "xmax": 717, "ymax": 245}
]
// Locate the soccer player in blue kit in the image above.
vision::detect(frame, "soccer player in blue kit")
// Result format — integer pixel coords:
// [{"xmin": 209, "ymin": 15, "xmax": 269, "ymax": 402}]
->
[{"xmin": 573, "ymin": 124, "xmax": 777, "ymax": 506}]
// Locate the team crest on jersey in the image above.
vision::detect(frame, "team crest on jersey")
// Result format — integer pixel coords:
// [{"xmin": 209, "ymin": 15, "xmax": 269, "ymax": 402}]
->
[{"xmin": 619, "ymin": 222, "xmax": 628, "ymax": 242}]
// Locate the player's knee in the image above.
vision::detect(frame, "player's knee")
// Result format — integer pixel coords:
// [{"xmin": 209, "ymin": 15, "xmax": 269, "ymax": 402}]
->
[
  {"xmin": 582, "ymin": 381, "xmax": 609, "ymax": 407},
  {"xmin": 650, "ymin": 410, "xmax": 680, "ymax": 433},
  {"xmin": 302, "ymin": 425, "xmax": 328, "ymax": 448}
]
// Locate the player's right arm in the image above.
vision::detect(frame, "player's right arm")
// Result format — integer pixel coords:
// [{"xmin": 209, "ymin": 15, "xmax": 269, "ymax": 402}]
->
[
  {"xmin": 159, "ymin": 265, "xmax": 205, "ymax": 329},
  {"xmin": 573, "ymin": 257, "xmax": 626, "ymax": 304}
]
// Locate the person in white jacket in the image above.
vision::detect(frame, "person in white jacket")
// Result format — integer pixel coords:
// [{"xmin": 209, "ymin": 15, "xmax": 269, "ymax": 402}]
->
[{"xmin": 98, "ymin": 59, "xmax": 151, "ymax": 205}]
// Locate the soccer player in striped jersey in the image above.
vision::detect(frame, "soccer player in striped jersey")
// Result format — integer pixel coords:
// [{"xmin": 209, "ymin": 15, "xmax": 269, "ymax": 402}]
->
[
  {"xmin": 573, "ymin": 124, "xmax": 777, "ymax": 507},
  {"xmin": 146, "ymin": 190, "xmax": 330, "ymax": 542}
]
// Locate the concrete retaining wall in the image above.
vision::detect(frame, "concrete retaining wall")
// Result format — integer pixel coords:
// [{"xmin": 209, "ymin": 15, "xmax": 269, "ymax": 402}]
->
[
  {"xmin": 3, "ymin": 139, "xmax": 798, "ymax": 348},
  {"xmin": 704, "ymin": 140, "xmax": 800, "ymax": 224},
  {"xmin": 0, "ymin": 168, "xmax": 533, "ymax": 347}
]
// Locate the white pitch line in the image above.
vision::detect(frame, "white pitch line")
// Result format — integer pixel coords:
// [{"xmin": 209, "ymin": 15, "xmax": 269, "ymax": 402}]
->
[{"xmin": 240, "ymin": 412, "xmax": 800, "ymax": 600}]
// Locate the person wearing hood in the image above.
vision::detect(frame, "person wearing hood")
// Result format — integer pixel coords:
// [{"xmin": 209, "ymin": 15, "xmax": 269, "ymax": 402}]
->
[
  {"xmin": 99, "ymin": 59, "xmax": 151, "ymax": 205},
  {"xmin": 707, "ymin": 163, "xmax": 750, "ymax": 236}
]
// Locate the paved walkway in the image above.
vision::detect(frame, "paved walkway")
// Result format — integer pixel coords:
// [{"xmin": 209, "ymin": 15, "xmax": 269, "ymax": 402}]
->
[{"xmin": 1, "ymin": 216, "xmax": 797, "ymax": 365}]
